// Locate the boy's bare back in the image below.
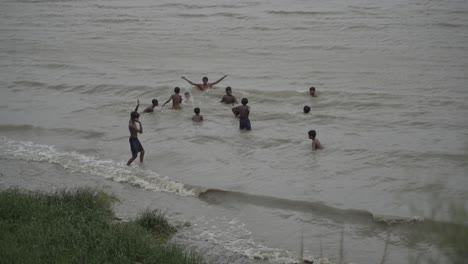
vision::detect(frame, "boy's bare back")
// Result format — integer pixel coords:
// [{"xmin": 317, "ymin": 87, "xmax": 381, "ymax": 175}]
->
[
  {"xmin": 171, "ymin": 94, "xmax": 182, "ymax": 109},
  {"xmin": 312, "ymin": 138, "xmax": 323, "ymax": 150}
]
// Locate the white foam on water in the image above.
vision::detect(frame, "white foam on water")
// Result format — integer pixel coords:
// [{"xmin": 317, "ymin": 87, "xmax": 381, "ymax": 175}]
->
[
  {"xmin": 0, "ymin": 137, "xmax": 317, "ymax": 263},
  {"xmin": 0, "ymin": 137, "xmax": 196, "ymax": 196},
  {"xmin": 187, "ymin": 215, "xmax": 315, "ymax": 264}
]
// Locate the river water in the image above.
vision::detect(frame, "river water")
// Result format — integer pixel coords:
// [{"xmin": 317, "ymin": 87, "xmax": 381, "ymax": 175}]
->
[{"xmin": 1, "ymin": 0, "xmax": 467, "ymax": 263}]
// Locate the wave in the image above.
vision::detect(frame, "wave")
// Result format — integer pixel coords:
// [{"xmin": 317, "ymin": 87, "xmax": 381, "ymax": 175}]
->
[
  {"xmin": 93, "ymin": 4, "xmax": 141, "ymax": 9},
  {"xmin": 178, "ymin": 13, "xmax": 208, "ymax": 18},
  {"xmin": 178, "ymin": 12, "xmax": 253, "ymax": 20},
  {"xmin": 11, "ymin": 80, "xmax": 47, "ymax": 88},
  {"xmin": 212, "ymin": 12, "xmax": 251, "ymax": 20},
  {"xmin": 0, "ymin": 124, "xmax": 106, "ymax": 139},
  {"xmin": 93, "ymin": 18, "xmax": 141, "ymax": 24},
  {"xmin": 158, "ymin": 3, "xmax": 242, "ymax": 9},
  {"xmin": 0, "ymin": 137, "xmax": 425, "ymax": 227},
  {"xmin": 182, "ymin": 216, "xmax": 313, "ymax": 263},
  {"xmin": 267, "ymin": 10, "xmax": 343, "ymax": 16},
  {"xmin": 10, "ymin": 80, "xmax": 159, "ymax": 97},
  {"xmin": 436, "ymin": 22, "xmax": 468, "ymax": 28},
  {"xmin": 0, "ymin": 138, "xmax": 197, "ymax": 196},
  {"xmin": 198, "ymin": 189, "xmax": 424, "ymax": 226}
]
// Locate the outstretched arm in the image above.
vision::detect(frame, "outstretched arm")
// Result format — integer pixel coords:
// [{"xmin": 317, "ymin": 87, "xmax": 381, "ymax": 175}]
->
[
  {"xmin": 162, "ymin": 96, "xmax": 172, "ymax": 107},
  {"xmin": 134, "ymin": 99, "xmax": 140, "ymax": 112},
  {"xmin": 181, "ymin": 76, "xmax": 197, "ymax": 86},
  {"xmin": 210, "ymin": 75, "xmax": 228, "ymax": 86}
]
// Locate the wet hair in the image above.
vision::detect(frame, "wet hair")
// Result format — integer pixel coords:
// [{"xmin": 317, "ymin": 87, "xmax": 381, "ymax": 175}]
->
[
  {"xmin": 152, "ymin": 99, "xmax": 158, "ymax": 105},
  {"xmin": 241, "ymin": 98, "xmax": 248, "ymax": 105},
  {"xmin": 303, "ymin": 105, "xmax": 311, "ymax": 113},
  {"xmin": 308, "ymin": 130, "xmax": 316, "ymax": 138},
  {"xmin": 184, "ymin": 92, "xmax": 190, "ymax": 96},
  {"xmin": 130, "ymin": 111, "xmax": 140, "ymax": 119},
  {"xmin": 194, "ymin": 107, "xmax": 200, "ymax": 114},
  {"xmin": 226, "ymin": 86, "xmax": 232, "ymax": 92},
  {"xmin": 309, "ymin": 87, "xmax": 316, "ymax": 91},
  {"xmin": 202, "ymin": 77, "xmax": 208, "ymax": 83},
  {"xmin": 174, "ymin": 87, "xmax": 180, "ymax": 93}
]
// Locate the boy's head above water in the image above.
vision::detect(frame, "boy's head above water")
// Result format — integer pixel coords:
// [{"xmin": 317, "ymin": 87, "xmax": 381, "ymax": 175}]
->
[
  {"xmin": 309, "ymin": 87, "xmax": 316, "ymax": 96},
  {"xmin": 308, "ymin": 130, "xmax": 316, "ymax": 139}
]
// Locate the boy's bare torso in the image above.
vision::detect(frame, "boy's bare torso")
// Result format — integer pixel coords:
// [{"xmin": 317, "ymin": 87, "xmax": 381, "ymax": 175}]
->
[
  {"xmin": 222, "ymin": 94, "xmax": 237, "ymax": 104},
  {"xmin": 128, "ymin": 121, "xmax": 139, "ymax": 138},
  {"xmin": 192, "ymin": 115, "xmax": 203, "ymax": 122}
]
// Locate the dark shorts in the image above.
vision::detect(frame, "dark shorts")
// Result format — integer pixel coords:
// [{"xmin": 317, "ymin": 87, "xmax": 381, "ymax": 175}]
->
[
  {"xmin": 129, "ymin": 137, "xmax": 143, "ymax": 158},
  {"xmin": 239, "ymin": 118, "xmax": 251, "ymax": 130}
]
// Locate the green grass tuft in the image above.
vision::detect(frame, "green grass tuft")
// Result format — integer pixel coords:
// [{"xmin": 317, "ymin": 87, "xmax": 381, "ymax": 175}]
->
[
  {"xmin": 135, "ymin": 209, "xmax": 177, "ymax": 239},
  {"xmin": 0, "ymin": 187, "xmax": 204, "ymax": 264}
]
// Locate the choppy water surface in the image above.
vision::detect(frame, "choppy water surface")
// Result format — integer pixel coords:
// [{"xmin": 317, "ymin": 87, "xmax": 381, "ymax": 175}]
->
[{"xmin": 1, "ymin": 0, "xmax": 467, "ymax": 263}]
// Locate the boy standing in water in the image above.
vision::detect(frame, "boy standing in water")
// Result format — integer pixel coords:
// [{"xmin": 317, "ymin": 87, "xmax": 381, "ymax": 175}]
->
[
  {"xmin": 162, "ymin": 87, "xmax": 183, "ymax": 109},
  {"xmin": 192, "ymin": 107, "xmax": 204, "ymax": 122},
  {"xmin": 181, "ymin": 75, "xmax": 228, "ymax": 91},
  {"xmin": 232, "ymin": 98, "xmax": 251, "ymax": 130},
  {"xmin": 308, "ymin": 130, "xmax": 323, "ymax": 150},
  {"xmin": 127, "ymin": 111, "xmax": 144, "ymax": 166},
  {"xmin": 220, "ymin": 86, "xmax": 238, "ymax": 105}
]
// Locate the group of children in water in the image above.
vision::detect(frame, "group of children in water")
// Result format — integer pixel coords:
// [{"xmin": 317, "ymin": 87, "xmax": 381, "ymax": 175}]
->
[{"xmin": 127, "ymin": 76, "xmax": 322, "ymax": 166}]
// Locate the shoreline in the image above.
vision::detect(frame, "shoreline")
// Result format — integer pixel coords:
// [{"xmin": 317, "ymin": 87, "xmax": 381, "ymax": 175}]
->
[{"xmin": 0, "ymin": 159, "xmax": 259, "ymax": 264}]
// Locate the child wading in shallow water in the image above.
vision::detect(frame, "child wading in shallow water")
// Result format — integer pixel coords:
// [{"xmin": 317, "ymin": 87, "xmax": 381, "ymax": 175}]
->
[
  {"xmin": 308, "ymin": 130, "xmax": 323, "ymax": 150},
  {"xmin": 232, "ymin": 98, "xmax": 251, "ymax": 130},
  {"xmin": 127, "ymin": 111, "xmax": 144, "ymax": 166},
  {"xmin": 192, "ymin": 107, "xmax": 203, "ymax": 122}
]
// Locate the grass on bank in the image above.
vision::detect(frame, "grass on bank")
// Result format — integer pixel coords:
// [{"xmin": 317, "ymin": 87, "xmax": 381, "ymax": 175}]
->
[{"xmin": 0, "ymin": 187, "xmax": 204, "ymax": 264}]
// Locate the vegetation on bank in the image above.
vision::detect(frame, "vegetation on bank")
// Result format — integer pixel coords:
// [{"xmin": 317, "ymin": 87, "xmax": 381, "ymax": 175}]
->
[
  {"xmin": 409, "ymin": 201, "xmax": 468, "ymax": 264},
  {"xmin": 0, "ymin": 187, "xmax": 204, "ymax": 264}
]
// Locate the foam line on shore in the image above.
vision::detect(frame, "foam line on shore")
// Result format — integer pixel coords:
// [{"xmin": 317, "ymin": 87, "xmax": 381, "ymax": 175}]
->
[{"xmin": 0, "ymin": 138, "xmax": 197, "ymax": 196}]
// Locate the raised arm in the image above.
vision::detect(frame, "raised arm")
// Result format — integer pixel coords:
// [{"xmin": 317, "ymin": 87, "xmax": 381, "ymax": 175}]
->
[
  {"xmin": 134, "ymin": 99, "xmax": 140, "ymax": 112},
  {"xmin": 210, "ymin": 75, "xmax": 228, "ymax": 86},
  {"xmin": 181, "ymin": 76, "xmax": 197, "ymax": 86}
]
